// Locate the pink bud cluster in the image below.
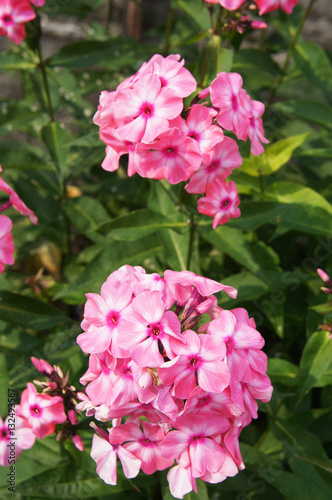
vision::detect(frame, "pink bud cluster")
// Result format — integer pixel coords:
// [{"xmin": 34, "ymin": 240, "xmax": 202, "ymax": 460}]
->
[
  {"xmin": 94, "ymin": 54, "xmax": 268, "ymax": 229},
  {"xmin": 76, "ymin": 265, "xmax": 273, "ymax": 498},
  {"xmin": 204, "ymin": 0, "xmax": 298, "ymax": 15},
  {"xmin": 0, "ymin": 165, "xmax": 38, "ymax": 273},
  {"xmin": 14, "ymin": 357, "xmax": 84, "ymax": 451},
  {"xmin": 0, "ymin": 0, "xmax": 45, "ymax": 45},
  {"xmin": 317, "ymin": 268, "xmax": 332, "ymax": 296}
]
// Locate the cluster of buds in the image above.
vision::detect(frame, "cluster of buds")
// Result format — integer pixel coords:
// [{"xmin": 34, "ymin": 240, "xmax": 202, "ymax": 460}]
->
[
  {"xmin": 17, "ymin": 357, "xmax": 83, "ymax": 451},
  {"xmin": 0, "ymin": 164, "xmax": 38, "ymax": 273},
  {"xmin": 76, "ymin": 265, "xmax": 273, "ymax": 498},
  {"xmin": 317, "ymin": 268, "xmax": 332, "ymax": 295},
  {"xmin": 0, "ymin": 357, "xmax": 83, "ymax": 467},
  {"xmin": 94, "ymin": 54, "xmax": 269, "ymax": 229},
  {"xmin": 0, "ymin": 0, "xmax": 45, "ymax": 45}
]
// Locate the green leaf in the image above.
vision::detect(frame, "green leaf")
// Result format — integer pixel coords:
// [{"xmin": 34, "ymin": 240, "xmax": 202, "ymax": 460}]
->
[
  {"xmin": 267, "ymin": 358, "xmax": 299, "ymax": 386},
  {"xmin": 293, "ymin": 41, "xmax": 332, "ymax": 94},
  {"xmin": 65, "ymin": 197, "xmax": 111, "ymax": 233},
  {"xmin": 56, "ymin": 235, "xmax": 162, "ymax": 302},
  {"xmin": 310, "ymin": 301, "xmax": 332, "ymax": 315},
  {"xmin": 0, "ymin": 291, "xmax": 69, "ymax": 330},
  {"xmin": 49, "ymin": 38, "xmax": 155, "ymax": 70},
  {"xmin": 0, "ymin": 437, "xmax": 66, "ymax": 488},
  {"xmin": 274, "ymin": 100, "xmax": 332, "ymax": 130},
  {"xmin": 226, "ymin": 201, "xmax": 292, "ymax": 231},
  {"xmin": 41, "ymin": 122, "xmax": 68, "ymax": 178},
  {"xmin": 0, "ymin": 354, "xmax": 9, "ymax": 416},
  {"xmin": 0, "ymin": 51, "xmax": 36, "ymax": 70},
  {"xmin": 170, "ymin": 0, "xmax": 210, "ymax": 32},
  {"xmin": 273, "ymin": 204, "xmax": 332, "ymax": 236},
  {"xmin": 265, "ymin": 182, "xmax": 332, "ymax": 214},
  {"xmin": 101, "ymin": 209, "xmax": 186, "ymax": 241},
  {"xmin": 241, "ymin": 134, "xmax": 308, "ymax": 177},
  {"xmin": 298, "ymin": 330, "xmax": 332, "ymax": 400}
]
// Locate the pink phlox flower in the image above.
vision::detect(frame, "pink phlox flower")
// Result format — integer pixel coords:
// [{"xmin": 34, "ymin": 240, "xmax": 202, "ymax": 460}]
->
[
  {"xmin": 210, "ymin": 73, "xmax": 250, "ymax": 140},
  {"xmin": 134, "ymin": 272, "xmax": 174, "ymax": 308},
  {"xmin": 167, "ymin": 464, "xmax": 197, "ymax": 499},
  {"xmin": 111, "ymin": 421, "xmax": 174, "ymax": 474},
  {"xmin": 91, "ymin": 425, "xmax": 141, "ymax": 485},
  {"xmin": 223, "ymin": 414, "xmax": 250, "ymax": 470},
  {"xmin": 79, "ymin": 351, "xmax": 117, "ymax": 407},
  {"xmin": 200, "ymin": 448, "xmax": 239, "ymax": 484},
  {"xmin": 204, "ymin": 0, "xmax": 246, "ymax": 9},
  {"xmin": 0, "ymin": 411, "xmax": 35, "ymax": 466},
  {"xmin": 30, "ymin": 356, "xmax": 53, "ymax": 375},
  {"xmin": 17, "ymin": 383, "xmax": 66, "ymax": 439},
  {"xmin": 114, "ymin": 74, "xmax": 183, "ymax": 144},
  {"xmin": 0, "ymin": 215, "xmax": 15, "ymax": 273},
  {"xmin": 0, "ymin": 168, "xmax": 38, "ymax": 224},
  {"xmin": 255, "ymin": 0, "xmax": 298, "ymax": 15},
  {"xmin": 160, "ymin": 413, "xmax": 230, "ymax": 479},
  {"xmin": 183, "ymin": 386, "xmax": 242, "ymax": 419},
  {"xmin": 159, "ymin": 329, "xmax": 230, "ymax": 398},
  {"xmin": 117, "ymin": 290, "xmax": 183, "ymax": 368},
  {"xmin": 207, "ymin": 309, "xmax": 265, "ymax": 382},
  {"xmin": 185, "ymin": 136, "xmax": 242, "ymax": 194},
  {"xmin": 170, "ymin": 104, "xmax": 224, "ymax": 162},
  {"xmin": 77, "ymin": 277, "xmax": 132, "ymax": 357},
  {"xmin": 136, "ymin": 127, "xmax": 202, "ymax": 184},
  {"xmin": 242, "ymin": 94, "xmax": 269, "ymax": 156},
  {"xmin": 109, "ymin": 358, "xmax": 158, "ymax": 406},
  {"xmin": 0, "ymin": 0, "xmax": 35, "ymax": 45},
  {"xmin": 104, "ymin": 142, "xmax": 138, "ymax": 176},
  {"xmin": 240, "ymin": 367, "xmax": 273, "ymax": 418},
  {"xmin": 146, "ymin": 53, "xmax": 197, "ymax": 98},
  {"xmin": 197, "ymin": 178, "xmax": 241, "ymax": 229},
  {"xmin": 164, "ymin": 269, "xmax": 237, "ymax": 303}
]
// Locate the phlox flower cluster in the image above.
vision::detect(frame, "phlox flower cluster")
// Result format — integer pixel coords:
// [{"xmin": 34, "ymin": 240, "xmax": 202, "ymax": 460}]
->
[
  {"xmin": 94, "ymin": 54, "xmax": 268, "ymax": 229},
  {"xmin": 0, "ymin": 0, "xmax": 45, "ymax": 45},
  {"xmin": 204, "ymin": 0, "xmax": 298, "ymax": 15},
  {"xmin": 1, "ymin": 357, "xmax": 84, "ymax": 467},
  {"xmin": 76, "ymin": 265, "xmax": 273, "ymax": 498},
  {"xmin": 17, "ymin": 358, "xmax": 83, "ymax": 450},
  {"xmin": 0, "ymin": 165, "xmax": 38, "ymax": 273}
]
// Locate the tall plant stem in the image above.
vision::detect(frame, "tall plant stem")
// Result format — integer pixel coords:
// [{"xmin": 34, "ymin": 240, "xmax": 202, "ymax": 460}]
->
[
  {"xmin": 105, "ymin": 0, "xmax": 113, "ymax": 36},
  {"xmin": 163, "ymin": 5, "xmax": 173, "ymax": 56},
  {"xmin": 37, "ymin": 43, "xmax": 54, "ymax": 122},
  {"xmin": 266, "ymin": 0, "xmax": 316, "ymax": 110},
  {"xmin": 186, "ymin": 213, "xmax": 196, "ymax": 271}
]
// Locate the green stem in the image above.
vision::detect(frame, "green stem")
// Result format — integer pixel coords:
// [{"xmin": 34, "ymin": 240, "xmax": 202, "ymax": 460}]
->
[
  {"xmin": 37, "ymin": 43, "xmax": 54, "ymax": 122},
  {"xmin": 266, "ymin": 0, "xmax": 317, "ymax": 110},
  {"xmin": 105, "ymin": 0, "xmax": 113, "ymax": 36},
  {"xmin": 258, "ymin": 171, "xmax": 265, "ymax": 197},
  {"xmin": 163, "ymin": 5, "xmax": 173, "ymax": 56},
  {"xmin": 186, "ymin": 213, "xmax": 196, "ymax": 271}
]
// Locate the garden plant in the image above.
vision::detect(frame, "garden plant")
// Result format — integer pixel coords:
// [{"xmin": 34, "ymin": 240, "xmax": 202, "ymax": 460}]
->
[{"xmin": 0, "ymin": 0, "xmax": 332, "ymax": 499}]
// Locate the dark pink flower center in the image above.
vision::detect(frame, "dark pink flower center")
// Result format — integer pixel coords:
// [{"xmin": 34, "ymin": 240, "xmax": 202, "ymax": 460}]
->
[
  {"xmin": 189, "ymin": 131, "xmax": 199, "ymax": 141},
  {"xmin": 196, "ymin": 396, "xmax": 210, "ymax": 408},
  {"xmin": 30, "ymin": 404, "xmax": 42, "ymax": 416},
  {"xmin": 159, "ymin": 76, "xmax": 167, "ymax": 88},
  {"xmin": 1, "ymin": 429, "xmax": 8, "ymax": 439},
  {"xmin": 106, "ymin": 311, "xmax": 119, "ymax": 328},
  {"xmin": 225, "ymin": 336, "xmax": 234, "ymax": 352},
  {"xmin": 207, "ymin": 160, "xmax": 220, "ymax": 172},
  {"xmin": 152, "ymin": 326, "xmax": 160, "ymax": 336},
  {"xmin": 190, "ymin": 355, "xmax": 201, "ymax": 367},
  {"xmin": 140, "ymin": 102, "xmax": 154, "ymax": 117},
  {"xmin": 191, "ymin": 435, "xmax": 203, "ymax": 442},
  {"xmin": 231, "ymin": 94, "xmax": 238, "ymax": 111},
  {"xmin": 2, "ymin": 14, "xmax": 13, "ymax": 25},
  {"xmin": 165, "ymin": 146, "xmax": 178, "ymax": 156},
  {"xmin": 220, "ymin": 197, "xmax": 231, "ymax": 209}
]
